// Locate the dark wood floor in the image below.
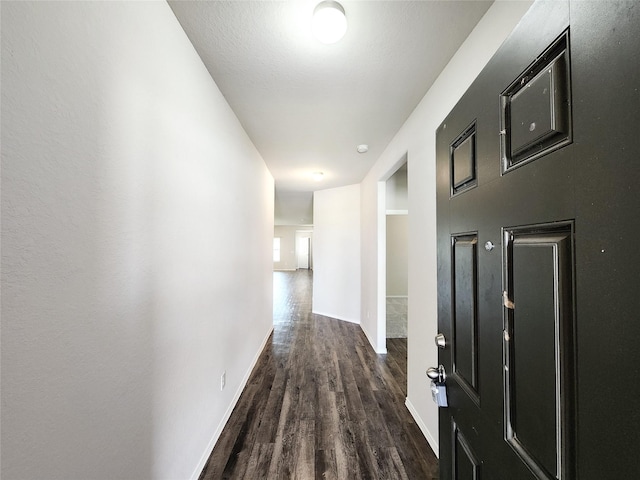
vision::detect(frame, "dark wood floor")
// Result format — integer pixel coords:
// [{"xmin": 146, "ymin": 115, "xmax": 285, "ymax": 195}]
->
[{"xmin": 199, "ymin": 270, "xmax": 438, "ymax": 479}]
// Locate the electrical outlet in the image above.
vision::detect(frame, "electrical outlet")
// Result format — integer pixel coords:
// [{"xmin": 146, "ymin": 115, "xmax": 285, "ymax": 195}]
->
[{"xmin": 221, "ymin": 371, "xmax": 226, "ymax": 391}]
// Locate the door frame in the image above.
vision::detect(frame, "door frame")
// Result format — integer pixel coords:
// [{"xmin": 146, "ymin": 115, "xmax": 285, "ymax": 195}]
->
[{"xmin": 376, "ymin": 153, "xmax": 409, "ymax": 355}]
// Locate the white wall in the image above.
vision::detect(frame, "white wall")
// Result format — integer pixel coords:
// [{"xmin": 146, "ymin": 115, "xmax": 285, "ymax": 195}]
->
[
  {"xmin": 386, "ymin": 164, "xmax": 408, "ymax": 297},
  {"xmin": 386, "ymin": 163, "xmax": 408, "ymax": 212},
  {"xmin": 386, "ymin": 214, "xmax": 408, "ymax": 297},
  {"xmin": 360, "ymin": 1, "xmax": 533, "ymax": 456},
  {"xmin": 312, "ymin": 185, "xmax": 361, "ymax": 324},
  {"xmin": 273, "ymin": 225, "xmax": 299, "ymax": 271},
  {"xmin": 274, "ymin": 190, "xmax": 314, "ymax": 226},
  {"xmin": 1, "ymin": 2, "xmax": 274, "ymax": 479}
]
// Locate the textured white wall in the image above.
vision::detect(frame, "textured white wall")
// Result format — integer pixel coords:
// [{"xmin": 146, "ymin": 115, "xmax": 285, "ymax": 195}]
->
[
  {"xmin": 1, "ymin": 2, "xmax": 274, "ymax": 479},
  {"xmin": 312, "ymin": 185, "xmax": 361, "ymax": 324},
  {"xmin": 359, "ymin": 1, "xmax": 533, "ymax": 456}
]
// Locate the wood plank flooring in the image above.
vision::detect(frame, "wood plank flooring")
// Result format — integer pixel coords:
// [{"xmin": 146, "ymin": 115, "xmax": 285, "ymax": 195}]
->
[{"xmin": 199, "ymin": 270, "xmax": 438, "ymax": 479}]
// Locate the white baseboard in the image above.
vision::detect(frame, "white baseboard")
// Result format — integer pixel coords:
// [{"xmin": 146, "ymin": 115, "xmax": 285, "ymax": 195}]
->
[
  {"xmin": 405, "ymin": 397, "xmax": 439, "ymax": 458},
  {"xmin": 190, "ymin": 325, "xmax": 274, "ymax": 480},
  {"xmin": 360, "ymin": 323, "xmax": 387, "ymax": 354},
  {"xmin": 311, "ymin": 311, "xmax": 387, "ymax": 354},
  {"xmin": 311, "ymin": 309, "xmax": 360, "ymax": 325}
]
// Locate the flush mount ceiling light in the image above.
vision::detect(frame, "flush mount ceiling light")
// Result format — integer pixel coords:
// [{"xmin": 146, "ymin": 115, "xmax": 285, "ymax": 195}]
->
[
  {"xmin": 312, "ymin": 171, "xmax": 324, "ymax": 181},
  {"xmin": 357, "ymin": 144, "xmax": 369, "ymax": 153},
  {"xmin": 312, "ymin": 1, "xmax": 347, "ymax": 44}
]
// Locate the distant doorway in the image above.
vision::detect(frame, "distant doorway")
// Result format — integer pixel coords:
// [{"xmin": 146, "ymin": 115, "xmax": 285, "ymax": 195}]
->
[
  {"xmin": 297, "ymin": 237, "xmax": 310, "ymax": 269},
  {"xmin": 295, "ymin": 230, "xmax": 312, "ymax": 270}
]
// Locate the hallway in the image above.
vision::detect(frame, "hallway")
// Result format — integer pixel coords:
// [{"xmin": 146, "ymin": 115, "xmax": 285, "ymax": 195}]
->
[{"xmin": 199, "ymin": 270, "xmax": 438, "ymax": 479}]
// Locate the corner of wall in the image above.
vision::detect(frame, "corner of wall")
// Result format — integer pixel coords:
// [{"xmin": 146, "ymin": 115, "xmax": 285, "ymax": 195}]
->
[{"xmin": 312, "ymin": 185, "xmax": 362, "ymax": 325}]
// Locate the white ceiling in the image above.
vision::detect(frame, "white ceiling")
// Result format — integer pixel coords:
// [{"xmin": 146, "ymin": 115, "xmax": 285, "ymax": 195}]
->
[{"xmin": 168, "ymin": 0, "xmax": 493, "ymax": 224}]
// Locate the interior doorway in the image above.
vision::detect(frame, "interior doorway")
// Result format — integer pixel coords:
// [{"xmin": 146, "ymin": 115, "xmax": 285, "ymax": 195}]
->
[
  {"xmin": 297, "ymin": 237, "xmax": 310, "ymax": 269},
  {"xmin": 295, "ymin": 230, "xmax": 313, "ymax": 270},
  {"xmin": 385, "ymin": 162, "xmax": 408, "ymax": 341}
]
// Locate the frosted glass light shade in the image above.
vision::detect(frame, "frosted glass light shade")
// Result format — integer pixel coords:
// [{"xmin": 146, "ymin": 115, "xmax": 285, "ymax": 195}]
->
[{"xmin": 312, "ymin": 1, "xmax": 347, "ymax": 44}]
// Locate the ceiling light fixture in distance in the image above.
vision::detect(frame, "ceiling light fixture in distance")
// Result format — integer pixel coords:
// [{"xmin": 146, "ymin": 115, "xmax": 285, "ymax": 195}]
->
[
  {"xmin": 357, "ymin": 144, "xmax": 369, "ymax": 153},
  {"xmin": 312, "ymin": 1, "xmax": 347, "ymax": 44},
  {"xmin": 312, "ymin": 172, "xmax": 324, "ymax": 181}
]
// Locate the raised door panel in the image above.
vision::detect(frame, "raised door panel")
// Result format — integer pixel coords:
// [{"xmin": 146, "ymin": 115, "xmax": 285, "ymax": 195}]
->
[
  {"xmin": 503, "ymin": 224, "xmax": 576, "ymax": 480},
  {"xmin": 451, "ymin": 124, "xmax": 477, "ymax": 196},
  {"xmin": 452, "ymin": 422, "xmax": 481, "ymax": 480},
  {"xmin": 500, "ymin": 31, "xmax": 572, "ymax": 172},
  {"xmin": 451, "ymin": 234, "xmax": 479, "ymax": 402}
]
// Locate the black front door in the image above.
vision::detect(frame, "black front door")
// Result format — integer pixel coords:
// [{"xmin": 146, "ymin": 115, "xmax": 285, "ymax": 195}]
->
[{"xmin": 435, "ymin": 1, "xmax": 640, "ymax": 479}]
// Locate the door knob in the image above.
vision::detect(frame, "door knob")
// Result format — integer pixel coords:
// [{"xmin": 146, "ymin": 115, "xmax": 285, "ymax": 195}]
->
[
  {"xmin": 426, "ymin": 364, "xmax": 447, "ymax": 383},
  {"xmin": 435, "ymin": 333, "xmax": 446, "ymax": 349}
]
